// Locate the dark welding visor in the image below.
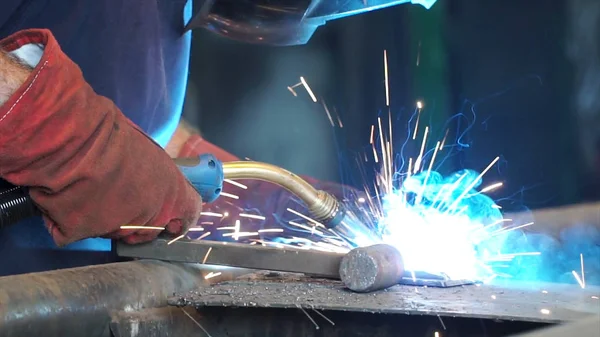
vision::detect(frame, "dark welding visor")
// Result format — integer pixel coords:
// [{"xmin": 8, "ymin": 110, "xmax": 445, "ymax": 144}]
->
[{"xmin": 186, "ymin": 0, "xmax": 437, "ymax": 46}]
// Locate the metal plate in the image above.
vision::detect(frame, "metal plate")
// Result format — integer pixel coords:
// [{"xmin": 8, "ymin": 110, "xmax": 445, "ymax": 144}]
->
[{"xmin": 169, "ymin": 272, "xmax": 600, "ymax": 323}]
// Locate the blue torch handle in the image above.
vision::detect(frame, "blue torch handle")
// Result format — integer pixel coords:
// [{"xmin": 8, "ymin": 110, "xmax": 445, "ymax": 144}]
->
[{"xmin": 175, "ymin": 154, "xmax": 224, "ymax": 203}]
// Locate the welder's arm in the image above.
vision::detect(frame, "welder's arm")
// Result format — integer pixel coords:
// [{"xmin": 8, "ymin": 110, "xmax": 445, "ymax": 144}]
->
[{"xmin": 0, "ymin": 29, "xmax": 202, "ymax": 246}]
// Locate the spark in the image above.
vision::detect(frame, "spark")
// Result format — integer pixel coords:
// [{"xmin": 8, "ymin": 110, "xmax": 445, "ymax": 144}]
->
[
  {"xmin": 572, "ymin": 254, "xmax": 586, "ymax": 289},
  {"xmin": 233, "ymin": 220, "xmax": 241, "ymax": 240},
  {"xmin": 416, "ymin": 41, "xmax": 422, "ymax": 66},
  {"xmin": 572, "ymin": 271, "xmax": 585, "ymax": 289},
  {"xmin": 300, "ymin": 76, "xmax": 317, "ymax": 102},
  {"xmin": 181, "ymin": 308, "xmax": 212, "ymax": 337},
  {"xmin": 384, "ymin": 50, "xmax": 390, "ymax": 106},
  {"xmin": 322, "ymin": 101, "xmax": 335, "ymax": 127},
  {"xmin": 197, "ymin": 232, "xmax": 211, "ymax": 240},
  {"xmin": 540, "ymin": 309, "xmax": 551, "ymax": 315},
  {"xmin": 287, "ymin": 208, "xmax": 324, "ymax": 227},
  {"xmin": 581, "ymin": 254, "xmax": 586, "ymax": 287},
  {"xmin": 202, "ymin": 247, "xmax": 212, "ymax": 264},
  {"xmin": 287, "ymin": 86, "xmax": 298, "ymax": 96},
  {"xmin": 204, "ymin": 271, "xmax": 222, "ymax": 279},
  {"xmin": 201, "ymin": 212, "xmax": 224, "ymax": 218},
  {"xmin": 437, "ymin": 315, "xmax": 446, "ymax": 330},
  {"xmin": 239, "ymin": 213, "xmax": 266, "ymax": 220},
  {"xmin": 412, "ymin": 102, "xmax": 423, "ymax": 140},
  {"xmin": 299, "ymin": 307, "xmax": 319, "ymax": 329},
  {"xmin": 480, "ymin": 182, "xmax": 503, "ymax": 193},
  {"xmin": 119, "ymin": 225, "xmax": 164, "ymax": 230},
  {"xmin": 223, "ymin": 231, "xmax": 259, "ymax": 238},
  {"xmin": 258, "ymin": 228, "xmax": 285, "ymax": 233},
  {"xmin": 224, "ymin": 179, "xmax": 247, "ymax": 189},
  {"xmin": 370, "ymin": 125, "xmax": 375, "ymax": 144},
  {"xmin": 188, "ymin": 227, "xmax": 205, "ymax": 232},
  {"xmin": 167, "ymin": 234, "xmax": 185, "ymax": 245},
  {"xmin": 336, "ymin": 113, "xmax": 344, "ymax": 128},
  {"xmin": 220, "ymin": 192, "xmax": 239, "ymax": 200},
  {"xmin": 312, "ymin": 309, "xmax": 335, "ymax": 326}
]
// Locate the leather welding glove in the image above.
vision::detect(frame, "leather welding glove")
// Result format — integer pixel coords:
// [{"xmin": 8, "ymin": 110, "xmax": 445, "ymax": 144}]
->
[{"xmin": 0, "ymin": 29, "xmax": 202, "ymax": 246}]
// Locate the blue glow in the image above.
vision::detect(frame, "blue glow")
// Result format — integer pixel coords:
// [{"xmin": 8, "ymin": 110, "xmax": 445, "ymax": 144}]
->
[{"xmin": 378, "ymin": 169, "xmax": 505, "ymax": 280}]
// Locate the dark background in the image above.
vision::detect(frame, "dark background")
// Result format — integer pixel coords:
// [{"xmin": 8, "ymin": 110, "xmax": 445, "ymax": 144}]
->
[{"xmin": 183, "ymin": 0, "xmax": 600, "ymax": 211}]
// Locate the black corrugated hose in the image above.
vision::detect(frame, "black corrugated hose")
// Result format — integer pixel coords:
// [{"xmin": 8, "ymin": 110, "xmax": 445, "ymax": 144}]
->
[{"xmin": 0, "ymin": 178, "xmax": 39, "ymax": 229}]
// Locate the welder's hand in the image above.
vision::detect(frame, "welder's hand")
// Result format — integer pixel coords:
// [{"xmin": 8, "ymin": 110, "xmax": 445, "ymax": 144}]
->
[{"xmin": 0, "ymin": 29, "xmax": 202, "ymax": 245}]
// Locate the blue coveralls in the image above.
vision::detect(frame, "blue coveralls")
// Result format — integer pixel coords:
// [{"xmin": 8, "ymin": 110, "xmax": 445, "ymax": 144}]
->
[{"xmin": 0, "ymin": 0, "xmax": 193, "ymax": 275}]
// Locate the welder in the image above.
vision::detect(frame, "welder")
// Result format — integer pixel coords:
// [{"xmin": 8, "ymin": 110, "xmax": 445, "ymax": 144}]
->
[{"xmin": 0, "ymin": 0, "xmax": 435, "ymax": 276}]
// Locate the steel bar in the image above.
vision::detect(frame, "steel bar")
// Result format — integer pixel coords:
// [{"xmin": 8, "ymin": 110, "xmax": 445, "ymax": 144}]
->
[
  {"xmin": 339, "ymin": 244, "xmax": 405, "ymax": 292},
  {"xmin": 0, "ymin": 260, "xmax": 245, "ymax": 337},
  {"xmin": 116, "ymin": 237, "xmax": 344, "ymax": 278}
]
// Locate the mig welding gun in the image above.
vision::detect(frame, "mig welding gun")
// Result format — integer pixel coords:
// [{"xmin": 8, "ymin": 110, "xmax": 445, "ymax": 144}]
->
[
  {"xmin": 0, "ymin": 154, "xmax": 350, "ymax": 234},
  {"xmin": 0, "ymin": 155, "xmax": 409, "ymax": 293}
]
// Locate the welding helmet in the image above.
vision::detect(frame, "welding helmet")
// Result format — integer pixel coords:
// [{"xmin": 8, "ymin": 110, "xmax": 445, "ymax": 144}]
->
[{"xmin": 186, "ymin": 0, "xmax": 437, "ymax": 46}]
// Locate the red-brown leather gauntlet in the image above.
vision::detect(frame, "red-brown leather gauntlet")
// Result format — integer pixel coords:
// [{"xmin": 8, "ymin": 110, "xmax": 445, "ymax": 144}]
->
[{"xmin": 0, "ymin": 29, "xmax": 202, "ymax": 245}]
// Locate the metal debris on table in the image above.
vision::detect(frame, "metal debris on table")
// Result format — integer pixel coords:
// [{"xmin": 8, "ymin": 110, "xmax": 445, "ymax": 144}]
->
[{"xmin": 168, "ymin": 271, "xmax": 600, "ymax": 324}]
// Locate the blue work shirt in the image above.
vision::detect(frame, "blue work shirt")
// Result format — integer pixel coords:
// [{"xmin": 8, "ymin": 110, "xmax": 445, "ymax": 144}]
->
[{"xmin": 0, "ymin": 0, "xmax": 193, "ymax": 275}]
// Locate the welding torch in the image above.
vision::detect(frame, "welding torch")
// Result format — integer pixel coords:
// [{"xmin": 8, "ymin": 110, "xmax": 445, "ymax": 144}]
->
[{"xmin": 0, "ymin": 154, "xmax": 353, "ymax": 233}]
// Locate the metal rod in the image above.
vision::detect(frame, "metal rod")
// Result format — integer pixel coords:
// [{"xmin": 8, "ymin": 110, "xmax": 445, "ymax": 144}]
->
[
  {"xmin": 116, "ymin": 238, "xmax": 344, "ymax": 278},
  {"xmin": 0, "ymin": 260, "xmax": 245, "ymax": 337}
]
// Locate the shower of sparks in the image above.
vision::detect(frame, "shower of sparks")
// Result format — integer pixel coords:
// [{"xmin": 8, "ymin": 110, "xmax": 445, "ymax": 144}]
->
[{"xmin": 182, "ymin": 49, "xmax": 551, "ymax": 284}]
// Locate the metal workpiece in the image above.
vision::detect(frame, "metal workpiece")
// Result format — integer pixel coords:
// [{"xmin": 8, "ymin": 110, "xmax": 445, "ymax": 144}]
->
[
  {"xmin": 109, "ymin": 303, "xmax": 548, "ymax": 337},
  {"xmin": 339, "ymin": 244, "xmax": 405, "ymax": 293},
  {"xmin": 506, "ymin": 201, "xmax": 600, "ymax": 240},
  {"xmin": 0, "ymin": 260, "xmax": 244, "ymax": 337},
  {"xmin": 169, "ymin": 272, "xmax": 600, "ymax": 324},
  {"xmin": 509, "ymin": 315, "xmax": 600, "ymax": 337},
  {"xmin": 116, "ymin": 237, "xmax": 344, "ymax": 278}
]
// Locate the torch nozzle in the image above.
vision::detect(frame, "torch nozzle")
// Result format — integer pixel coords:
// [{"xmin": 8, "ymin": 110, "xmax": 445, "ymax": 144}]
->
[{"xmin": 219, "ymin": 161, "xmax": 347, "ymax": 228}]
